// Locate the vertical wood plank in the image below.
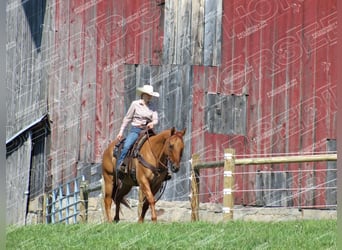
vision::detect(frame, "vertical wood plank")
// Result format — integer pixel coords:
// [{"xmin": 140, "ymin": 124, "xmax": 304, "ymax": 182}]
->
[
  {"xmin": 191, "ymin": 0, "xmax": 204, "ymax": 65},
  {"xmin": 176, "ymin": 0, "xmax": 191, "ymax": 64},
  {"xmin": 204, "ymin": 0, "xmax": 221, "ymax": 66}
]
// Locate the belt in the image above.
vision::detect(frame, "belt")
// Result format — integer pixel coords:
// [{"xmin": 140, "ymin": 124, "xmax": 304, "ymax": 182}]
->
[{"xmin": 132, "ymin": 125, "xmax": 146, "ymax": 130}]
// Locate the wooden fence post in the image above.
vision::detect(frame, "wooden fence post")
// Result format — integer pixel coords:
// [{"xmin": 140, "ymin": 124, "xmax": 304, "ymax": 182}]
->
[
  {"xmin": 191, "ymin": 153, "xmax": 200, "ymax": 221},
  {"xmin": 223, "ymin": 148, "xmax": 235, "ymax": 221},
  {"xmin": 43, "ymin": 193, "xmax": 48, "ymax": 224},
  {"xmin": 79, "ymin": 180, "xmax": 88, "ymax": 223}
]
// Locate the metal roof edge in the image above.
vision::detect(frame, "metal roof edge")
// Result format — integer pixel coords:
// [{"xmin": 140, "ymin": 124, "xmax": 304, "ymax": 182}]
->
[{"xmin": 6, "ymin": 113, "xmax": 50, "ymax": 145}]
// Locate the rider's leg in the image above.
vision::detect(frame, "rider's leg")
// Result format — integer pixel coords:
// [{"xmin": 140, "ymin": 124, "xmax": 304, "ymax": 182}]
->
[{"xmin": 116, "ymin": 127, "xmax": 142, "ymax": 178}]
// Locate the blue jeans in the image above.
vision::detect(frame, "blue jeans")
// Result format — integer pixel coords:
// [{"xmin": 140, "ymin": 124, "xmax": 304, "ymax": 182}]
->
[{"xmin": 116, "ymin": 126, "xmax": 142, "ymax": 171}]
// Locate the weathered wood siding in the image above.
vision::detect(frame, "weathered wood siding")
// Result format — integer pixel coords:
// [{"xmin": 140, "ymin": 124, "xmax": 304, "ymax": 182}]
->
[
  {"xmin": 7, "ymin": 0, "xmax": 337, "ymax": 225},
  {"xmin": 163, "ymin": 0, "xmax": 222, "ymax": 65},
  {"xmin": 6, "ymin": 133, "xmax": 32, "ymax": 225},
  {"xmin": 6, "ymin": 0, "xmax": 53, "ymax": 225},
  {"xmin": 192, "ymin": 0, "xmax": 337, "ymax": 206},
  {"xmin": 6, "ymin": 0, "xmax": 49, "ymax": 138}
]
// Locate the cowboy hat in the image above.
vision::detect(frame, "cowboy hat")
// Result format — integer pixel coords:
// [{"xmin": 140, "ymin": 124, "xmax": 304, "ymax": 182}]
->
[{"xmin": 137, "ymin": 84, "xmax": 160, "ymax": 97}]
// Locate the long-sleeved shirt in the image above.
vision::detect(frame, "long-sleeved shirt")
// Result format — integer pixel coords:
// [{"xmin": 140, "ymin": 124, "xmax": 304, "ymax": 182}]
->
[{"xmin": 119, "ymin": 99, "xmax": 158, "ymax": 135}]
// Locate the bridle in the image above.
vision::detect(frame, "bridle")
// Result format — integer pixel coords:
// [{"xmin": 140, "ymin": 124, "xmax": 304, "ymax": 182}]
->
[
  {"xmin": 136, "ymin": 130, "xmax": 182, "ymax": 175},
  {"xmin": 136, "ymin": 129, "xmax": 184, "ymax": 203}
]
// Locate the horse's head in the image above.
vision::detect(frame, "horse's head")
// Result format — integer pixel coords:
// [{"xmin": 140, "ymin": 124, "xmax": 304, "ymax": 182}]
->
[{"xmin": 165, "ymin": 127, "xmax": 186, "ymax": 173}]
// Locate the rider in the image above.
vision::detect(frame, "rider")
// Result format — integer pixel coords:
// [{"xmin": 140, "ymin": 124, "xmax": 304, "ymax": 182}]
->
[{"xmin": 116, "ymin": 84, "xmax": 160, "ymax": 180}]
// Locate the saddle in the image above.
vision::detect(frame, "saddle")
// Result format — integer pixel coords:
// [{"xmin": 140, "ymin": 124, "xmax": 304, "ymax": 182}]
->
[{"xmin": 113, "ymin": 129, "xmax": 156, "ymax": 181}]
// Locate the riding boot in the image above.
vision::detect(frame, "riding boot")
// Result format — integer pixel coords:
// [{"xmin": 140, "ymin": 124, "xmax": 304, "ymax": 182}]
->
[{"xmin": 117, "ymin": 163, "xmax": 126, "ymax": 180}]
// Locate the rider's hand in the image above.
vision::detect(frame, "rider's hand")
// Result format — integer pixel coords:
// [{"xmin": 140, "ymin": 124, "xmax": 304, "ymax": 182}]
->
[
  {"xmin": 147, "ymin": 123, "xmax": 154, "ymax": 129},
  {"xmin": 116, "ymin": 133, "xmax": 123, "ymax": 141}
]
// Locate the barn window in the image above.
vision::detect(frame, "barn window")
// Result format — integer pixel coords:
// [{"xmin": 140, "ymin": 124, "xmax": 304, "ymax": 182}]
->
[{"xmin": 205, "ymin": 93, "xmax": 247, "ymax": 135}]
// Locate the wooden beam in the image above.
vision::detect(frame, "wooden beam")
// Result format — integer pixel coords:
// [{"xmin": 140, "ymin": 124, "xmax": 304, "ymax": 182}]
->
[
  {"xmin": 193, "ymin": 154, "xmax": 337, "ymax": 169},
  {"xmin": 235, "ymin": 154, "xmax": 337, "ymax": 165}
]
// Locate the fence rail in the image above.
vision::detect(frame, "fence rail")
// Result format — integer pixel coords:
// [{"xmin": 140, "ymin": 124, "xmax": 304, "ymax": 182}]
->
[
  {"xmin": 194, "ymin": 154, "xmax": 337, "ymax": 168},
  {"xmin": 190, "ymin": 149, "xmax": 337, "ymax": 222}
]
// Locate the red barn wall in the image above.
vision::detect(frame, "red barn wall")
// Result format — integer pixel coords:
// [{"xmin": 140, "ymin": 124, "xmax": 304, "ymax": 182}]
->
[
  {"xmin": 192, "ymin": 0, "xmax": 337, "ymax": 206},
  {"xmin": 48, "ymin": 0, "xmax": 336, "ymax": 206}
]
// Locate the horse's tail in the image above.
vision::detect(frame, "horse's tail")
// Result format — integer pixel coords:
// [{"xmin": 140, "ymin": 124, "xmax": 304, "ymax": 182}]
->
[
  {"xmin": 113, "ymin": 182, "xmax": 131, "ymax": 209},
  {"xmin": 120, "ymin": 198, "xmax": 131, "ymax": 209}
]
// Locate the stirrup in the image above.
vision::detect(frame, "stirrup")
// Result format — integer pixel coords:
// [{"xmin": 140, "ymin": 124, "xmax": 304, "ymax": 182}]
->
[
  {"xmin": 117, "ymin": 170, "xmax": 125, "ymax": 180},
  {"xmin": 117, "ymin": 164, "xmax": 126, "ymax": 180}
]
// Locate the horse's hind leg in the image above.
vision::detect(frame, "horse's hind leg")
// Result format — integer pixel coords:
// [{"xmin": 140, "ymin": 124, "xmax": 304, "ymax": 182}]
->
[
  {"xmin": 114, "ymin": 201, "xmax": 121, "ymax": 223},
  {"xmin": 103, "ymin": 174, "xmax": 114, "ymax": 222},
  {"xmin": 113, "ymin": 182, "xmax": 132, "ymax": 223}
]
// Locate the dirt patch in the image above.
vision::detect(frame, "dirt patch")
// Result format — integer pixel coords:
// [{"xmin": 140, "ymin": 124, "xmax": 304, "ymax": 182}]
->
[
  {"xmin": 87, "ymin": 196, "xmax": 337, "ymax": 223},
  {"xmin": 25, "ymin": 194, "xmax": 336, "ymax": 224}
]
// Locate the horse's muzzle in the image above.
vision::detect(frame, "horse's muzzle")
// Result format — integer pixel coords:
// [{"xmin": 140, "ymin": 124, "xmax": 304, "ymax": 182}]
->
[{"xmin": 170, "ymin": 164, "xmax": 180, "ymax": 173}]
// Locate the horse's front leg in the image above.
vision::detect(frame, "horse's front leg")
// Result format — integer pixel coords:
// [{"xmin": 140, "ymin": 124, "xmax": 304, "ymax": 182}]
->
[
  {"xmin": 113, "ymin": 182, "xmax": 122, "ymax": 223},
  {"xmin": 139, "ymin": 182, "xmax": 157, "ymax": 222},
  {"xmin": 138, "ymin": 200, "xmax": 150, "ymax": 223}
]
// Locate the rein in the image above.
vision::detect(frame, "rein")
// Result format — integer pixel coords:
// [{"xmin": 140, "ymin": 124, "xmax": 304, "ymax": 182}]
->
[{"xmin": 136, "ymin": 130, "xmax": 170, "ymax": 176}]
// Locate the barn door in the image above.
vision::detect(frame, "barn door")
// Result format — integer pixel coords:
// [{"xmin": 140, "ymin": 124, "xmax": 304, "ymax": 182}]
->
[{"xmin": 6, "ymin": 132, "xmax": 32, "ymax": 225}]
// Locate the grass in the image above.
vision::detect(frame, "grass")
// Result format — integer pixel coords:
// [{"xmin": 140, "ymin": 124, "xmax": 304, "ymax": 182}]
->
[{"xmin": 7, "ymin": 220, "xmax": 336, "ymax": 250}]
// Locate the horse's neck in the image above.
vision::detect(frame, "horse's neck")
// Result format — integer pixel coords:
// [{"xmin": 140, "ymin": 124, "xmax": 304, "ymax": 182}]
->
[{"xmin": 145, "ymin": 129, "xmax": 170, "ymax": 158}]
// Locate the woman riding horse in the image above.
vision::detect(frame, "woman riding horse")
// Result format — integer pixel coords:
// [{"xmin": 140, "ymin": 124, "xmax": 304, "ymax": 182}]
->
[
  {"xmin": 115, "ymin": 84, "xmax": 170, "ymax": 181},
  {"xmin": 102, "ymin": 127, "xmax": 186, "ymax": 223}
]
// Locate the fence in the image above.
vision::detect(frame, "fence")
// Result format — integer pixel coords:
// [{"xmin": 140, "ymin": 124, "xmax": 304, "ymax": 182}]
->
[
  {"xmin": 44, "ymin": 176, "xmax": 88, "ymax": 224},
  {"xmin": 190, "ymin": 148, "xmax": 337, "ymax": 222}
]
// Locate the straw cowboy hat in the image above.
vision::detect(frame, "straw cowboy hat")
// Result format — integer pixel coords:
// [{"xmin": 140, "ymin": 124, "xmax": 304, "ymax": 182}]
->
[{"xmin": 137, "ymin": 84, "xmax": 160, "ymax": 97}]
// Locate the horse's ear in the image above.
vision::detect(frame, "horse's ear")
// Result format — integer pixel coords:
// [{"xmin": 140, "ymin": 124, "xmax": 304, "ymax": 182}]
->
[
  {"xmin": 171, "ymin": 127, "xmax": 176, "ymax": 135},
  {"xmin": 180, "ymin": 128, "xmax": 186, "ymax": 136}
]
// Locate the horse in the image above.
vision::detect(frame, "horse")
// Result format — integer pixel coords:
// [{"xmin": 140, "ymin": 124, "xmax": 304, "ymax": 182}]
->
[{"xmin": 102, "ymin": 127, "xmax": 186, "ymax": 223}]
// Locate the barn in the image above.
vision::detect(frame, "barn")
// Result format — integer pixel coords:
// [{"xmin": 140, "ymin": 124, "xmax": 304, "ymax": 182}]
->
[{"xmin": 6, "ymin": 0, "xmax": 337, "ymax": 225}]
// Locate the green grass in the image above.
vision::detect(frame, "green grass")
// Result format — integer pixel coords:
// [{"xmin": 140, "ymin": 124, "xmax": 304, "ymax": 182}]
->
[{"xmin": 7, "ymin": 220, "xmax": 336, "ymax": 250}]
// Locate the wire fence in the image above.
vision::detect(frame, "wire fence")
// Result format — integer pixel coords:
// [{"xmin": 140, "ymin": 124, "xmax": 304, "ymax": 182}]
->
[{"xmin": 190, "ymin": 149, "xmax": 337, "ymax": 222}]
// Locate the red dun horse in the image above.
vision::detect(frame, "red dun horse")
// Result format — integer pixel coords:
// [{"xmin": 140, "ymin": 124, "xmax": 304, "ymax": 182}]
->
[{"xmin": 102, "ymin": 127, "xmax": 186, "ymax": 223}]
